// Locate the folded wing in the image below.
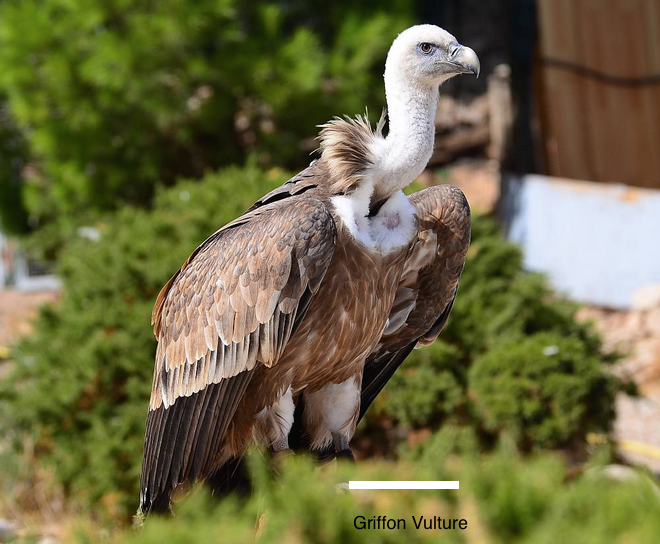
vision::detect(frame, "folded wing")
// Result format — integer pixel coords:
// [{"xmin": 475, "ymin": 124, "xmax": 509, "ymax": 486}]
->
[
  {"xmin": 359, "ymin": 185, "xmax": 471, "ymax": 420},
  {"xmin": 140, "ymin": 195, "xmax": 336, "ymax": 512}
]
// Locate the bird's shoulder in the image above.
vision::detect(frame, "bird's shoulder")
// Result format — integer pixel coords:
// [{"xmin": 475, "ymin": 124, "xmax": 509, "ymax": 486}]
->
[
  {"xmin": 409, "ymin": 184, "xmax": 471, "ymax": 234},
  {"xmin": 247, "ymin": 160, "xmax": 330, "ymax": 211}
]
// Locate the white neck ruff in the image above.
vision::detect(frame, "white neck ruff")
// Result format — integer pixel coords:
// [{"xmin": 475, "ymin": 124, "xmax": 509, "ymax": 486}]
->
[{"xmin": 331, "ymin": 189, "xmax": 417, "ymax": 254}]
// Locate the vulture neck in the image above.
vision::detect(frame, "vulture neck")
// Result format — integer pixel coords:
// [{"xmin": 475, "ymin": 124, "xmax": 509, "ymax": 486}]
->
[
  {"xmin": 327, "ymin": 76, "xmax": 440, "ymax": 253},
  {"xmin": 374, "ymin": 78, "xmax": 439, "ymax": 201}
]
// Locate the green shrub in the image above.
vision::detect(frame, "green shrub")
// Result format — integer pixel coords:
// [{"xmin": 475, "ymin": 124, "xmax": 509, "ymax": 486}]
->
[
  {"xmin": 522, "ymin": 467, "xmax": 660, "ymax": 544},
  {"xmin": 0, "ymin": 99, "xmax": 30, "ymax": 235},
  {"xmin": 62, "ymin": 449, "xmax": 660, "ymax": 543},
  {"xmin": 0, "ymin": 0, "xmax": 413, "ymax": 229},
  {"xmin": 469, "ymin": 333, "xmax": 618, "ymax": 450},
  {"xmin": 380, "ymin": 341, "xmax": 464, "ymax": 428}
]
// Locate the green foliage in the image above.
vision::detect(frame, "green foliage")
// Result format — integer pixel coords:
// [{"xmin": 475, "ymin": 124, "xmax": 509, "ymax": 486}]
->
[
  {"xmin": 65, "ymin": 449, "xmax": 660, "ymax": 544},
  {"xmin": 470, "ymin": 333, "xmax": 617, "ymax": 449},
  {"xmin": 400, "ymin": 425, "xmax": 480, "ymax": 466},
  {"xmin": 464, "ymin": 448, "xmax": 567, "ymax": 540},
  {"xmin": 0, "ymin": 0, "xmax": 413, "ymax": 228},
  {"xmin": 0, "ymin": 165, "xmax": 287, "ymax": 519},
  {"xmin": 381, "ymin": 341, "xmax": 464, "ymax": 428},
  {"xmin": 522, "ymin": 467, "xmax": 660, "ymax": 544},
  {"xmin": 0, "ymin": 100, "xmax": 29, "ymax": 234}
]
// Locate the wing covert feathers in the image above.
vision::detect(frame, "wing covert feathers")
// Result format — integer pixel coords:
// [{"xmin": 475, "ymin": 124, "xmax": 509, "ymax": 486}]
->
[{"xmin": 148, "ymin": 196, "xmax": 336, "ymax": 411}]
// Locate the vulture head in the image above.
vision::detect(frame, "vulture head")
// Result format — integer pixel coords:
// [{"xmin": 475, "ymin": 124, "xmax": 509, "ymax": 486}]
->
[
  {"xmin": 367, "ymin": 25, "xmax": 481, "ymax": 202},
  {"xmin": 385, "ymin": 24, "xmax": 480, "ymax": 89}
]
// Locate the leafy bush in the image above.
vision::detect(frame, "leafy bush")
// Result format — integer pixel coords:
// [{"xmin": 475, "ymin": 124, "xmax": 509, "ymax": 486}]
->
[
  {"xmin": 0, "ymin": 0, "xmax": 413, "ymax": 228},
  {"xmin": 470, "ymin": 333, "xmax": 617, "ymax": 449},
  {"xmin": 381, "ymin": 341, "xmax": 464, "ymax": 428},
  {"xmin": 0, "ymin": 100, "xmax": 29, "ymax": 235},
  {"xmin": 64, "ymin": 449, "xmax": 660, "ymax": 543}
]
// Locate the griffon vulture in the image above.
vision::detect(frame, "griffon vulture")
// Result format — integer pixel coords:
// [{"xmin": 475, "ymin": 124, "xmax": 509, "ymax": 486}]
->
[{"xmin": 140, "ymin": 24, "xmax": 477, "ymax": 513}]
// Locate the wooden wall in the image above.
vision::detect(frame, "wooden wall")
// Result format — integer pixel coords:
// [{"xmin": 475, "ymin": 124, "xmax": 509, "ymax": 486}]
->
[{"xmin": 536, "ymin": 0, "xmax": 660, "ymax": 188}]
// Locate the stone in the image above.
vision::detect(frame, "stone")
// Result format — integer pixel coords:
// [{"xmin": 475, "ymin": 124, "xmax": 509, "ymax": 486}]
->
[{"xmin": 631, "ymin": 284, "xmax": 660, "ymax": 310}]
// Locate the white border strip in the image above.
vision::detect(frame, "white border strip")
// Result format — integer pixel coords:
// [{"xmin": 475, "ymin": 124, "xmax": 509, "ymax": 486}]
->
[{"xmin": 348, "ymin": 481, "xmax": 459, "ymax": 490}]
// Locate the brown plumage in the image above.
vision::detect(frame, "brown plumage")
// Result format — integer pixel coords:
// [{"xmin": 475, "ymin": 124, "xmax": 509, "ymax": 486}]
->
[
  {"xmin": 287, "ymin": 184, "xmax": 471, "ymax": 454},
  {"xmin": 358, "ymin": 185, "xmax": 471, "ymax": 421},
  {"xmin": 140, "ymin": 150, "xmax": 470, "ymax": 511},
  {"xmin": 140, "ymin": 24, "xmax": 479, "ymax": 513}
]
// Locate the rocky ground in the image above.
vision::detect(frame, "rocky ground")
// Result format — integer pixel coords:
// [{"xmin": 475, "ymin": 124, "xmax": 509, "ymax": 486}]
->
[{"xmin": 578, "ymin": 306, "xmax": 660, "ymax": 473}]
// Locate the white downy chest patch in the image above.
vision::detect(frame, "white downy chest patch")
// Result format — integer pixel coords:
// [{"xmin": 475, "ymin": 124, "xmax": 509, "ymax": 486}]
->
[
  {"xmin": 331, "ymin": 188, "xmax": 417, "ymax": 254},
  {"xmin": 369, "ymin": 190, "xmax": 417, "ymax": 253}
]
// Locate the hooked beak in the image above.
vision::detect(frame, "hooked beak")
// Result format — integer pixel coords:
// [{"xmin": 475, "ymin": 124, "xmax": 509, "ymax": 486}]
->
[{"xmin": 447, "ymin": 45, "xmax": 480, "ymax": 78}]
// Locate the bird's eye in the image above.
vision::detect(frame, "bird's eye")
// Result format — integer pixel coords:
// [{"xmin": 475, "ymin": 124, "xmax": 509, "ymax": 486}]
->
[{"xmin": 419, "ymin": 42, "xmax": 434, "ymax": 55}]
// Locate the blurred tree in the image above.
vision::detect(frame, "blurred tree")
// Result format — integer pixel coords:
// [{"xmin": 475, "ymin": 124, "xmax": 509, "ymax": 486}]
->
[
  {"xmin": 0, "ymin": 100, "xmax": 30, "ymax": 234},
  {"xmin": 0, "ymin": 0, "xmax": 413, "ymax": 232}
]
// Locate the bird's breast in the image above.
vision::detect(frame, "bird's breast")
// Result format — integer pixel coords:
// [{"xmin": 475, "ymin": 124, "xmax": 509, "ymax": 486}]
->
[
  {"xmin": 330, "ymin": 188, "xmax": 418, "ymax": 255},
  {"xmin": 281, "ymin": 230, "xmax": 409, "ymax": 393}
]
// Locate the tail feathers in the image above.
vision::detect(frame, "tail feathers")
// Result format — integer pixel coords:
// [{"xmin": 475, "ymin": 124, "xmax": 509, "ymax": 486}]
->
[
  {"xmin": 139, "ymin": 487, "xmax": 171, "ymax": 515},
  {"xmin": 206, "ymin": 456, "xmax": 251, "ymax": 498},
  {"xmin": 138, "ymin": 458, "xmax": 250, "ymax": 516}
]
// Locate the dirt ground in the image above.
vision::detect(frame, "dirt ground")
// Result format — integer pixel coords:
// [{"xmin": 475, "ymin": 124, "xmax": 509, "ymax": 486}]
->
[
  {"xmin": 0, "ymin": 289, "xmax": 59, "ymax": 384},
  {"xmin": 578, "ymin": 306, "xmax": 660, "ymax": 473},
  {"xmin": 0, "ymin": 289, "xmax": 58, "ymax": 348}
]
